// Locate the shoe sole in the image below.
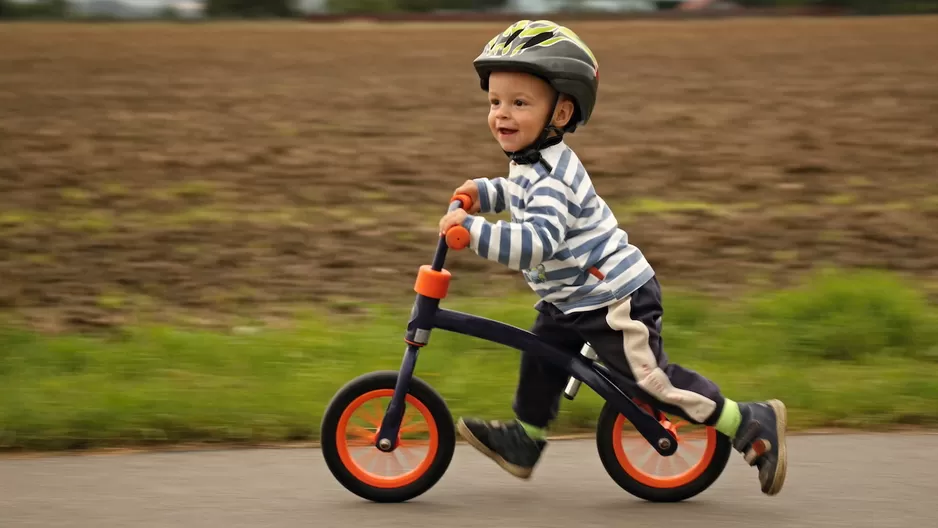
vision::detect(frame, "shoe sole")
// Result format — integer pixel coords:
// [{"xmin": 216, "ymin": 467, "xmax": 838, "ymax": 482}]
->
[
  {"xmin": 765, "ymin": 399, "xmax": 788, "ymax": 496},
  {"xmin": 455, "ymin": 418, "xmax": 535, "ymax": 480}
]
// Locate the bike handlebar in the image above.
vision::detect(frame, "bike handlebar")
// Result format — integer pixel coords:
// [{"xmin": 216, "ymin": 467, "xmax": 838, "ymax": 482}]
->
[{"xmin": 444, "ymin": 193, "xmax": 473, "ymax": 250}]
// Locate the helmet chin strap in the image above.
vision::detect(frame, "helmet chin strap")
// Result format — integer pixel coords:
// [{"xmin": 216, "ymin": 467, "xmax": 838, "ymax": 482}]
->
[{"xmin": 505, "ymin": 92, "xmax": 564, "ymax": 171}]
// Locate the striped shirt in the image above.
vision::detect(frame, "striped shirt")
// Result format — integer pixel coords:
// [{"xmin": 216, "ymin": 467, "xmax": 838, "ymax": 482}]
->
[{"xmin": 461, "ymin": 141, "xmax": 655, "ymax": 314}]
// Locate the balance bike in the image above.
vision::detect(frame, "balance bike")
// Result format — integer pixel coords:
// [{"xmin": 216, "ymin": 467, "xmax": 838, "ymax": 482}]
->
[{"xmin": 320, "ymin": 195, "xmax": 732, "ymax": 503}]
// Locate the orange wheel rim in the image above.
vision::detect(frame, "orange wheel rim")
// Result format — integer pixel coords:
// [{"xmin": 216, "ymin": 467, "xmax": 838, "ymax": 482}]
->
[
  {"xmin": 336, "ymin": 389, "xmax": 439, "ymax": 489},
  {"xmin": 612, "ymin": 411, "xmax": 717, "ymax": 488}
]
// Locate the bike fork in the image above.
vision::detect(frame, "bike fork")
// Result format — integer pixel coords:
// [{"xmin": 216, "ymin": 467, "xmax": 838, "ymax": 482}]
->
[
  {"xmin": 375, "ymin": 343, "xmax": 419, "ymax": 452},
  {"xmin": 376, "ymin": 293, "xmax": 438, "ymax": 451}
]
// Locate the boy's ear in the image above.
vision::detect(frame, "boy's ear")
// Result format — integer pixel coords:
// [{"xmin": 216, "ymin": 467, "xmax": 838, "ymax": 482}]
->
[{"xmin": 552, "ymin": 95, "xmax": 576, "ymax": 129}]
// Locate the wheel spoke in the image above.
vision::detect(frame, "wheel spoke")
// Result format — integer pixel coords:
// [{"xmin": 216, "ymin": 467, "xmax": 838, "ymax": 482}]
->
[
  {"xmin": 622, "ymin": 437, "xmax": 649, "ymax": 451},
  {"xmin": 356, "ymin": 448, "xmax": 380, "ymax": 472},
  {"xmin": 346, "ymin": 424, "xmax": 373, "ymax": 440},
  {"xmin": 680, "ymin": 431, "xmax": 708, "ymax": 441},
  {"xmin": 398, "ymin": 445, "xmax": 423, "ymax": 468},
  {"xmin": 372, "ymin": 453, "xmax": 386, "ymax": 476},
  {"xmin": 387, "ymin": 452, "xmax": 406, "ymax": 475},
  {"xmin": 400, "ymin": 406, "xmax": 425, "ymax": 428},
  {"xmin": 360, "ymin": 400, "xmax": 384, "ymax": 427},
  {"xmin": 641, "ymin": 452, "xmax": 661, "ymax": 474},
  {"xmin": 631, "ymin": 448, "xmax": 656, "ymax": 472},
  {"xmin": 672, "ymin": 450, "xmax": 694, "ymax": 472},
  {"xmin": 400, "ymin": 422, "xmax": 428, "ymax": 435},
  {"xmin": 622, "ymin": 440, "xmax": 655, "ymax": 463},
  {"xmin": 677, "ymin": 440, "xmax": 705, "ymax": 458}
]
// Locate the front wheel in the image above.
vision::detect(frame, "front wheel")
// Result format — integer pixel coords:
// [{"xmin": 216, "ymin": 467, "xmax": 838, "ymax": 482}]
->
[
  {"xmin": 320, "ymin": 370, "xmax": 456, "ymax": 503},
  {"xmin": 595, "ymin": 399, "xmax": 732, "ymax": 502}
]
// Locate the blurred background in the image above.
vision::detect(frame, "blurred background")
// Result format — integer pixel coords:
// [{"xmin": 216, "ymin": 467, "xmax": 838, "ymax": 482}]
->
[
  {"xmin": 2, "ymin": 0, "xmax": 938, "ymax": 20},
  {"xmin": 0, "ymin": 1, "xmax": 937, "ymax": 454}
]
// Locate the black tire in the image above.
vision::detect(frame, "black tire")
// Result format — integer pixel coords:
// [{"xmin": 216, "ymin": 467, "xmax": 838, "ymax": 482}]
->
[
  {"xmin": 595, "ymin": 400, "xmax": 732, "ymax": 502},
  {"xmin": 320, "ymin": 370, "xmax": 455, "ymax": 503}
]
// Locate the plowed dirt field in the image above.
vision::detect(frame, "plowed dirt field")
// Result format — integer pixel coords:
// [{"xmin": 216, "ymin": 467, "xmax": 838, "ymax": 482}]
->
[{"xmin": 1, "ymin": 16, "xmax": 936, "ymax": 331}]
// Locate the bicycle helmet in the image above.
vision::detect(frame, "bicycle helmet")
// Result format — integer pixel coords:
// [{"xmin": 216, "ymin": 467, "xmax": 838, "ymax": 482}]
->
[{"xmin": 473, "ymin": 20, "xmax": 599, "ymax": 164}]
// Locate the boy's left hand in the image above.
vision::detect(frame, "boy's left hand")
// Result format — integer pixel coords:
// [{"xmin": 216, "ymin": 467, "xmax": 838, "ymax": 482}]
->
[{"xmin": 439, "ymin": 209, "xmax": 469, "ymax": 236}]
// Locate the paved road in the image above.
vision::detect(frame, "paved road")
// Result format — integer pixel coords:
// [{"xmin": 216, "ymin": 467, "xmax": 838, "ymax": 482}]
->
[{"xmin": 2, "ymin": 434, "xmax": 936, "ymax": 528}]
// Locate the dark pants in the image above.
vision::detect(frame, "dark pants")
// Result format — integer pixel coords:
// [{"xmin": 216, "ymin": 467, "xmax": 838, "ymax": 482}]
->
[{"xmin": 512, "ymin": 276, "xmax": 726, "ymax": 429}]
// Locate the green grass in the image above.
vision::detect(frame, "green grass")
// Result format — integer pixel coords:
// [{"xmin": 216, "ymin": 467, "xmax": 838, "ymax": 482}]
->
[{"xmin": 1, "ymin": 268, "xmax": 937, "ymax": 452}]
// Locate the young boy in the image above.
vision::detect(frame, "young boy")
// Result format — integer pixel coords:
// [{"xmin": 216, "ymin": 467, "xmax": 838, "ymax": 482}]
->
[{"xmin": 438, "ymin": 20, "xmax": 788, "ymax": 496}]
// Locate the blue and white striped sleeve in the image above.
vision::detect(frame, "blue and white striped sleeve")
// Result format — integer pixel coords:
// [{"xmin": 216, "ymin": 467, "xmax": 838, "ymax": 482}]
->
[
  {"xmin": 461, "ymin": 176, "xmax": 575, "ymax": 271},
  {"xmin": 473, "ymin": 177, "xmax": 507, "ymax": 214}
]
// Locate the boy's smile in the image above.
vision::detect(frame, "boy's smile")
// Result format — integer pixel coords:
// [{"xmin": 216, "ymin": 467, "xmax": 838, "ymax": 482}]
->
[
  {"xmin": 487, "ymin": 71, "xmax": 574, "ymax": 153},
  {"xmin": 496, "ymin": 126, "xmax": 518, "ymax": 138}
]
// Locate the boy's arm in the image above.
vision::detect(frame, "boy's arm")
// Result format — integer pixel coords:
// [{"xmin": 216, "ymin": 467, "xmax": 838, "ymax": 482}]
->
[
  {"xmin": 472, "ymin": 177, "xmax": 508, "ymax": 214},
  {"xmin": 461, "ymin": 176, "xmax": 574, "ymax": 271}
]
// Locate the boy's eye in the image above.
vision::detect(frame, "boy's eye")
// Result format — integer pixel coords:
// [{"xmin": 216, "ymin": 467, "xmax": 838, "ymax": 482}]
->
[{"xmin": 513, "ymin": 99, "xmax": 526, "ymax": 107}]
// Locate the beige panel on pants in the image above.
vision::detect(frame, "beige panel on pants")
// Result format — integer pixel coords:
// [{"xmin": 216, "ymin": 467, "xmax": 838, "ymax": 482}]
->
[{"xmin": 605, "ymin": 297, "xmax": 717, "ymax": 423}]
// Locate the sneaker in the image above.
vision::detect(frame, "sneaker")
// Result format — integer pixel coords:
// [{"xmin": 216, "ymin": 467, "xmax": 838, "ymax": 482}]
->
[
  {"xmin": 733, "ymin": 400, "xmax": 788, "ymax": 496},
  {"xmin": 456, "ymin": 417, "xmax": 546, "ymax": 479}
]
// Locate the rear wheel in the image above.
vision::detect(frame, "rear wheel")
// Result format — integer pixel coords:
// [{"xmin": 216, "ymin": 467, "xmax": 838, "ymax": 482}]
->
[
  {"xmin": 320, "ymin": 370, "xmax": 455, "ymax": 502},
  {"xmin": 596, "ymin": 399, "xmax": 731, "ymax": 502}
]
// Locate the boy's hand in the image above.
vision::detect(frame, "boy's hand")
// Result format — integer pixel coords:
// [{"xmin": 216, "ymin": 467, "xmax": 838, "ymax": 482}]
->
[
  {"xmin": 453, "ymin": 180, "xmax": 482, "ymax": 214},
  {"xmin": 439, "ymin": 208, "xmax": 469, "ymax": 236}
]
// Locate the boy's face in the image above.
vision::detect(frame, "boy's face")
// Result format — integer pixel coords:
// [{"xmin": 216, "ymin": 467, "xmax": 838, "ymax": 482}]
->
[{"xmin": 487, "ymin": 71, "xmax": 573, "ymax": 153}]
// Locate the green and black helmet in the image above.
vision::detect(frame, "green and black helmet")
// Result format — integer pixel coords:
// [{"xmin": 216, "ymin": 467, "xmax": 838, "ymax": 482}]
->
[{"xmin": 473, "ymin": 19, "xmax": 600, "ymax": 132}]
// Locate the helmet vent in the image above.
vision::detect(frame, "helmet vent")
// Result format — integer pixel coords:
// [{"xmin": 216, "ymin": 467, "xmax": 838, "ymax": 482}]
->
[
  {"xmin": 504, "ymin": 29, "xmax": 523, "ymax": 47},
  {"xmin": 520, "ymin": 31, "xmax": 555, "ymax": 50}
]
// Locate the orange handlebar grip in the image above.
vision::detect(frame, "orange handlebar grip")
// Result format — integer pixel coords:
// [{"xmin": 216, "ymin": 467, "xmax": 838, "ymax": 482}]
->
[
  {"xmin": 451, "ymin": 193, "xmax": 473, "ymax": 212},
  {"xmin": 445, "ymin": 225, "xmax": 470, "ymax": 250}
]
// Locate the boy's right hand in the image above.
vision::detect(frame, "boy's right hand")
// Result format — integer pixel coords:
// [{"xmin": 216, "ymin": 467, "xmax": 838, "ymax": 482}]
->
[{"xmin": 453, "ymin": 180, "xmax": 482, "ymax": 214}]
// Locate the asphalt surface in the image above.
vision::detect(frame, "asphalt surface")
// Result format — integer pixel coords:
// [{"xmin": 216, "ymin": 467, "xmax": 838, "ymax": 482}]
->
[{"xmin": 2, "ymin": 433, "xmax": 936, "ymax": 528}]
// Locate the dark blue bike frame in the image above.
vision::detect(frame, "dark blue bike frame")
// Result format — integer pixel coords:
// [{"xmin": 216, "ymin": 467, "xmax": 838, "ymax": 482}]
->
[{"xmin": 376, "ymin": 201, "xmax": 679, "ymax": 457}]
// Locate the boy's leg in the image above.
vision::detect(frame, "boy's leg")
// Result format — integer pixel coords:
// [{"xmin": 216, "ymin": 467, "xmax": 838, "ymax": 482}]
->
[
  {"xmin": 456, "ymin": 307, "xmax": 584, "ymax": 479},
  {"xmin": 570, "ymin": 276, "xmax": 788, "ymax": 496}
]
